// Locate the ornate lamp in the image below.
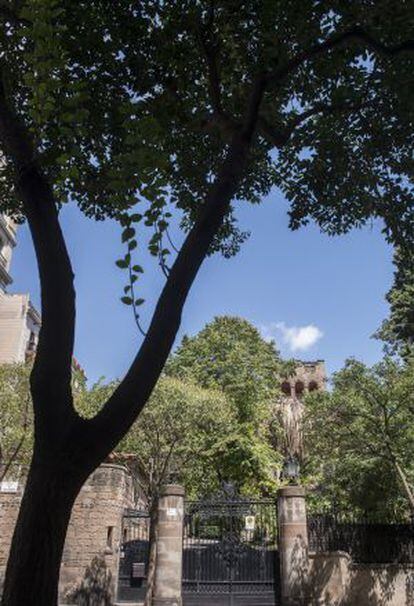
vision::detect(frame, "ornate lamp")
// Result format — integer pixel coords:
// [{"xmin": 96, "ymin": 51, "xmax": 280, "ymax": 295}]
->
[{"xmin": 283, "ymin": 455, "xmax": 300, "ymax": 484}]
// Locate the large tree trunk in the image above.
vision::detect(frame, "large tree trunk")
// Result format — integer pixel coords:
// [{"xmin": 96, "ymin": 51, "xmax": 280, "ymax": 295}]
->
[{"xmin": 1, "ymin": 459, "xmax": 83, "ymax": 606}]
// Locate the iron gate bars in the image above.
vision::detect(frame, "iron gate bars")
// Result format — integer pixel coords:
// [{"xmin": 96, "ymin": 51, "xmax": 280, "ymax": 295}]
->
[{"xmin": 182, "ymin": 493, "xmax": 280, "ymax": 605}]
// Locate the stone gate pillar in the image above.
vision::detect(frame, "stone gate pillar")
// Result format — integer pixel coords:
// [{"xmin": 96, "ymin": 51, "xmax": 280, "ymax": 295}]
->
[
  {"xmin": 277, "ymin": 485, "xmax": 311, "ymax": 605},
  {"xmin": 152, "ymin": 484, "xmax": 185, "ymax": 606}
]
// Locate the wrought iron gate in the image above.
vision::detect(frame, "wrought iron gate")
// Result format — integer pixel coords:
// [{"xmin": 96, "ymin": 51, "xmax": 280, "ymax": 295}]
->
[
  {"xmin": 183, "ymin": 492, "xmax": 280, "ymax": 605},
  {"xmin": 117, "ymin": 508, "xmax": 150, "ymax": 603}
]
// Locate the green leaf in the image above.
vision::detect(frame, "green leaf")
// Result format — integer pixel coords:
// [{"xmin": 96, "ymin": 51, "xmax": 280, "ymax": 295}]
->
[
  {"xmin": 122, "ymin": 227, "xmax": 136, "ymax": 242},
  {"xmin": 132, "ymin": 265, "xmax": 144, "ymax": 273},
  {"xmin": 121, "ymin": 296, "xmax": 133, "ymax": 305},
  {"xmin": 135, "ymin": 298, "xmax": 145, "ymax": 306},
  {"xmin": 115, "ymin": 259, "xmax": 128, "ymax": 269},
  {"xmin": 119, "ymin": 215, "xmax": 131, "ymax": 228}
]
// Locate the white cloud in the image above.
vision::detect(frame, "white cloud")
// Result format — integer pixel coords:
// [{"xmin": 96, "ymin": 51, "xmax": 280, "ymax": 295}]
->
[{"xmin": 260, "ymin": 322, "xmax": 323, "ymax": 352}]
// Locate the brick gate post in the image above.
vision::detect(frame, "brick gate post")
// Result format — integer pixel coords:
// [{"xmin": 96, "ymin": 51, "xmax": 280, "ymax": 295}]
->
[
  {"xmin": 277, "ymin": 485, "xmax": 311, "ymax": 605},
  {"xmin": 152, "ymin": 484, "xmax": 185, "ymax": 606}
]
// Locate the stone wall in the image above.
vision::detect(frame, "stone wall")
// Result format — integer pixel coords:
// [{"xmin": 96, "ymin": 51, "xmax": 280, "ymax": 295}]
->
[
  {"xmin": 309, "ymin": 551, "xmax": 352, "ymax": 605},
  {"xmin": 0, "ymin": 476, "xmax": 22, "ymax": 594},
  {"xmin": 0, "ymin": 464, "xmax": 134, "ymax": 602},
  {"xmin": 309, "ymin": 552, "xmax": 414, "ymax": 605},
  {"xmin": 346, "ymin": 564, "xmax": 414, "ymax": 606}
]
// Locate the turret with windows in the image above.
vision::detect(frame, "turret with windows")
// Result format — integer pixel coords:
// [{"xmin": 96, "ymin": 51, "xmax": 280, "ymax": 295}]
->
[{"xmin": 281, "ymin": 360, "xmax": 326, "ymax": 400}]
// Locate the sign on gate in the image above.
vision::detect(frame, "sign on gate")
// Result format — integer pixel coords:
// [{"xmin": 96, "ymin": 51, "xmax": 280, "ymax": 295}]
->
[
  {"xmin": 245, "ymin": 515, "xmax": 255, "ymax": 531},
  {"xmin": 182, "ymin": 491, "xmax": 280, "ymax": 606}
]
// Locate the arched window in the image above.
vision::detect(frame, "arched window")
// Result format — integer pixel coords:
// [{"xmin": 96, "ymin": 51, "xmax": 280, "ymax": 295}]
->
[
  {"xmin": 295, "ymin": 381, "xmax": 305, "ymax": 399},
  {"xmin": 308, "ymin": 380, "xmax": 319, "ymax": 392},
  {"xmin": 281, "ymin": 381, "xmax": 291, "ymax": 396}
]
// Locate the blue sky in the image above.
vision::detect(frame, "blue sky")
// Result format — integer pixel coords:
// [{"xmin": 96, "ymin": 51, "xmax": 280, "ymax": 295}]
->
[{"xmin": 10, "ymin": 188, "xmax": 393, "ymax": 385}]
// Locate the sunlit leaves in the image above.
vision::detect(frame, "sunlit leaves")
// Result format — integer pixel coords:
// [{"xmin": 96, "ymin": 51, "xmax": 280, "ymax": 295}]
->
[
  {"xmin": 77, "ymin": 375, "xmax": 238, "ymax": 499},
  {"xmin": 166, "ymin": 316, "xmax": 287, "ymax": 493},
  {"xmin": 303, "ymin": 356, "xmax": 414, "ymax": 517},
  {"xmin": 376, "ymin": 248, "xmax": 414, "ymax": 357}
]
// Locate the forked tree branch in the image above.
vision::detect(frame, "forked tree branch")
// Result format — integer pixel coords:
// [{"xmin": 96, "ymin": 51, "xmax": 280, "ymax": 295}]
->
[
  {"xmin": 268, "ymin": 26, "xmax": 414, "ymax": 89},
  {"xmin": 87, "ymin": 75, "xmax": 267, "ymax": 466},
  {"xmin": 203, "ymin": 26, "xmax": 413, "ymax": 148}
]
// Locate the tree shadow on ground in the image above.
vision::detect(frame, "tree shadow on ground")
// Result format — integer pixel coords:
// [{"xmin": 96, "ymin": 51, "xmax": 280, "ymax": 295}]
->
[{"xmin": 64, "ymin": 556, "xmax": 113, "ymax": 606}]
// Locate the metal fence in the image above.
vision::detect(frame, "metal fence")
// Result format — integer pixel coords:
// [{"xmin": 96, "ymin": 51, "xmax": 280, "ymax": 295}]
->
[{"xmin": 308, "ymin": 512, "xmax": 414, "ymax": 564}]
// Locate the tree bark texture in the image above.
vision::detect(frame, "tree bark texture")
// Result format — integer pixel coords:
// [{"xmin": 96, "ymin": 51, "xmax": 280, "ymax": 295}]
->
[{"xmin": 1, "ymin": 461, "xmax": 81, "ymax": 606}]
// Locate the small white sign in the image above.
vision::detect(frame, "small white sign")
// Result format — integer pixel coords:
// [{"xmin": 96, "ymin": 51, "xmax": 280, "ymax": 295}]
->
[
  {"xmin": 0, "ymin": 480, "xmax": 18, "ymax": 493},
  {"xmin": 245, "ymin": 515, "xmax": 255, "ymax": 531},
  {"xmin": 167, "ymin": 507, "xmax": 178, "ymax": 518}
]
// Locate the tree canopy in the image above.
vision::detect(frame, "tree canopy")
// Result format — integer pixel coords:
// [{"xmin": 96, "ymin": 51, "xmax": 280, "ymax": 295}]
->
[
  {"xmin": 376, "ymin": 248, "xmax": 414, "ymax": 358},
  {"xmin": 1, "ymin": 1, "xmax": 413, "ymax": 248},
  {"xmin": 167, "ymin": 316, "xmax": 284, "ymax": 420},
  {"xmin": 303, "ymin": 357, "xmax": 414, "ymax": 518},
  {"xmin": 167, "ymin": 317, "xmax": 288, "ymax": 493},
  {"xmin": 77, "ymin": 375, "xmax": 238, "ymax": 500}
]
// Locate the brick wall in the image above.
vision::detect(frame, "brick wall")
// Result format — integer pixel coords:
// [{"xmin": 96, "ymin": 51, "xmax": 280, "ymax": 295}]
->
[{"xmin": 0, "ymin": 464, "xmax": 134, "ymax": 602}]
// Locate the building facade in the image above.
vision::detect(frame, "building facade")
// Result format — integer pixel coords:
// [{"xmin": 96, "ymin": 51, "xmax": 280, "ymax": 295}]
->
[
  {"xmin": 0, "ymin": 216, "xmax": 15, "ymax": 292},
  {"xmin": 0, "ymin": 215, "xmax": 41, "ymax": 364}
]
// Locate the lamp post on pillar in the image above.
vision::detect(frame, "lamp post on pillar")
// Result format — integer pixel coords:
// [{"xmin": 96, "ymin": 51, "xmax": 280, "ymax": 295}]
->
[{"xmin": 277, "ymin": 478, "xmax": 311, "ymax": 605}]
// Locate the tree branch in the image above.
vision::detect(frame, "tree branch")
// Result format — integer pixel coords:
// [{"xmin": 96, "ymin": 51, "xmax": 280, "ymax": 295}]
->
[
  {"xmin": 0, "ymin": 74, "xmax": 77, "ymax": 437},
  {"xmin": 267, "ymin": 26, "xmax": 414, "ymax": 89},
  {"xmin": 194, "ymin": 5, "xmax": 241, "ymax": 138},
  {"xmin": 88, "ymin": 76, "xmax": 266, "ymax": 465},
  {"xmin": 259, "ymin": 100, "xmax": 369, "ymax": 148},
  {"xmin": 197, "ymin": 21, "xmax": 222, "ymax": 115}
]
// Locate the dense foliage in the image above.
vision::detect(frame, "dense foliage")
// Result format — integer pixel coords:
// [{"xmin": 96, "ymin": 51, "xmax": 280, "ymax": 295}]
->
[
  {"xmin": 377, "ymin": 248, "xmax": 414, "ymax": 358},
  {"xmin": 167, "ymin": 317, "xmax": 284, "ymax": 420},
  {"xmin": 1, "ymin": 1, "xmax": 412, "ymax": 269},
  {"xmin": 0, "ymin": 364, "xmax": 32, "ymax": 481},
  {"xmin": 77, "ymin": 375, "xmax": 238, "ymax": 500},
  {"xmin": 167, "ymin": 316, "xmax": 289, "ymax": 493},
  {"xmin": 303, "ymin": 357, "xmax": 414, "ymax": 518}
]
